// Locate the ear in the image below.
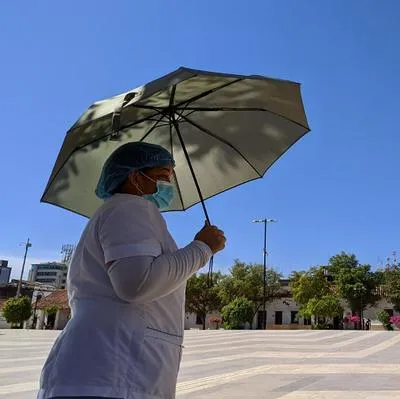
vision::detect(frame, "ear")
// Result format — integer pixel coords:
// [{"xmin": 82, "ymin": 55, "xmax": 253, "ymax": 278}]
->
[{"xmin": 127, "ymin": 171, "xmax": 140, "ymax": 186}]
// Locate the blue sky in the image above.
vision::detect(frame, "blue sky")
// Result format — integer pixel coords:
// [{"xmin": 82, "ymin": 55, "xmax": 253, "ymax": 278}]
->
[{"xmin": 1, "ymin": 1, "xmax": 399, "ymax": 279}]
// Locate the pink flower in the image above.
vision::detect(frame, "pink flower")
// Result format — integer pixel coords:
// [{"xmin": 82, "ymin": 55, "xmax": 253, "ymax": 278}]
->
[
  {"xmin": 390, "ymin": 316, "xmax": 400, "ymax": 326},
  {"xmin": 209, "ymin": 316, "xmax": 222, "ymax": 324},
  {"xmin": 350, "ymin": 315, "xmax": 360, "ymax": 323}
]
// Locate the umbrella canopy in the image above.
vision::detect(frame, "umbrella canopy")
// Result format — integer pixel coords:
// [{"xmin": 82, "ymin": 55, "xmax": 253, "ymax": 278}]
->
[{"xmin": 41, "ymin": 67, "xmax": 310, "ymax": 219}]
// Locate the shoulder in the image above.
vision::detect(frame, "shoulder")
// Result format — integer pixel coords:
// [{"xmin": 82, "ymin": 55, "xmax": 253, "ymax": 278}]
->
[
  {"xmin": 93, "ymin": 194, "xmax": 166, "ymax": 235},
  {"xmin": 95, "ymin": 194, "xmax": 152, "ymax": 223}
]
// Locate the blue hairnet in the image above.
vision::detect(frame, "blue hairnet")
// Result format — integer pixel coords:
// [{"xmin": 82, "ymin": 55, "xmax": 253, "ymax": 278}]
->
[{"xmin": 95, "ymin": 142, "xmax": 175, "ymax": 199}]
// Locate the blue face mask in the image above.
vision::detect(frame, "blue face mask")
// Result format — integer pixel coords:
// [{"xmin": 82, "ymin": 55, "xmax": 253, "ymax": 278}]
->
[{"xmin": 143, "ymin": 180, "xmax": 175, "ymax": 210}]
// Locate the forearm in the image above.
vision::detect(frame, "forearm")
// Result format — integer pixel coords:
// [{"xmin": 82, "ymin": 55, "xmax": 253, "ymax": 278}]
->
[{"xmin": 108, "ymin": 241, "xmax": 212, "ymax": 303}]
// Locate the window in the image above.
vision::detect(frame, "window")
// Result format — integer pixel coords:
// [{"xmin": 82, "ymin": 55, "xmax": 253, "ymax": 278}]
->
[
  {"xmin": 304, "ymin": 317, "xmax": 312, "ymax": 326},
  {"xmin": 36, "ymin": 278, "xmax": 56, "ymax": 283},
  {"xmin": 291, "ymin": 311, "xmax": 298, "ymax": 324}
]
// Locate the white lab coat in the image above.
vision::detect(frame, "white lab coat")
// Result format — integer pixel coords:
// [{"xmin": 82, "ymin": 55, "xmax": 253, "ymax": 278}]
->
[{"xmin": 38, "ymin": 194, "xmax": 205, "ymax": 399}]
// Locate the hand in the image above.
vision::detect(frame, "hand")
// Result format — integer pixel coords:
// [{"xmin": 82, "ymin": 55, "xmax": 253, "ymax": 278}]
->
[{"xmin": 194, "ymin": 221, "xmax": 226, "ymax": 254}]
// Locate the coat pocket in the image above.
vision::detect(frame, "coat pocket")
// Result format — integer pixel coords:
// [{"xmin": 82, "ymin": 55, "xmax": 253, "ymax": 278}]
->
[{"xmin": 131, "ymin": 327, "xmax": 183, "ymax": 398}]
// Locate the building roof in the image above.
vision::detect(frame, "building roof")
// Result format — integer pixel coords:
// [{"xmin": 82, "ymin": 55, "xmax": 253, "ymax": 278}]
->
[{"xmin": 36, "ymin": 289, "xmax": 69, "ymax": 310}]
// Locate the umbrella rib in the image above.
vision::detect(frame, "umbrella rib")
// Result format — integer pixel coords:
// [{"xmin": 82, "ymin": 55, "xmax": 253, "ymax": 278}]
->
[
  {"xmin": 42, "ymin": 112, "xmax": 165, "ymax": 200},
  {"xmin": 138, "ymin": 114, "xmax": 165, "ymax": 142},
  {"xmin": 175, "ymin": 78, "xmax": 242, "ymax": 110},
  {"xmin": 169, "ymin": 121, "xmax": 185, "ymax": 210},
  {"xmin": 131, "ymin": 79, "xmax": 242, "ymax": 114},
  {"xmin": 177, "ymin": 106, "xmax": 309, "ymax": 131},
  {"xmin": 171, "ymin": 116, "xmax": 211, "ymax": 224},
  {"xmin": 178, "ymin": 113, "xmax": 262, "ymax": 178}
]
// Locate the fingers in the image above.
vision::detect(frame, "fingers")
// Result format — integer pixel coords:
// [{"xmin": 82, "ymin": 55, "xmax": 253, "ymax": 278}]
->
[{"xmin": 205, "ymin": 226, "xmax": 225, "ymax": 239}]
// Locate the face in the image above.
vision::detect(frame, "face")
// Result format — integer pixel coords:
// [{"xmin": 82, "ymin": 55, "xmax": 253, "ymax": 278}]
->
[{"xmin": 129, "ymin": 165, "xmax": 174, "ymax": 195}]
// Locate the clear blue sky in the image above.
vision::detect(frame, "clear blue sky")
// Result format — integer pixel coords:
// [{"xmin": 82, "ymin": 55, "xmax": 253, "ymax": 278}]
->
[{"xmin": 1, "ymin": 1, "xmax": 399, "ymax": 279}]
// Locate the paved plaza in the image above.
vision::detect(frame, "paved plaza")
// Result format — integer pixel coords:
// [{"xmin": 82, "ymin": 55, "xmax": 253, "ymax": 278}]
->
[{"xmin": 1, "ymin": 329, "xmax": 400, "ymax": 398}]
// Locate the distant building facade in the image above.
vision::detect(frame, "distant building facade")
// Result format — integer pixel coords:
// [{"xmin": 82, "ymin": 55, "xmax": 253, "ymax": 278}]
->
[
  {"xmin": 0, "ymin": 260, "xmax": 11, "ymax": 285},
  {"xmin": 184, "ymin": 278, "xmax": 399, "ymax": 331},
  {"xmin": 28, "ymin": 262, "xmax": 68, "ymax": 288}
]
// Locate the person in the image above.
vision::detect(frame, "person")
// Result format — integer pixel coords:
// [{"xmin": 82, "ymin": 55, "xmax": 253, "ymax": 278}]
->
[
  {"xmin": 38, "ymin": 142, "xmax": 226, "ymax": 399},
  {"xmin": 365, "ymin": 318, "xmax": 371, "ymax": 331}
]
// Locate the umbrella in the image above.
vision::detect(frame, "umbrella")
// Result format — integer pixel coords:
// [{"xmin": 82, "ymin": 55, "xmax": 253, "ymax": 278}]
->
[{"xmin": 41, "ymin": 67, "xmax": 310, "ymax": 276}]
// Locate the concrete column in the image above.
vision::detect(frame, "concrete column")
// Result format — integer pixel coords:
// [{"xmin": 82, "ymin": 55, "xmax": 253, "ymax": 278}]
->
[{"xmin": 37, "ymin": 310, "xmax": 45, "ymax": 330}]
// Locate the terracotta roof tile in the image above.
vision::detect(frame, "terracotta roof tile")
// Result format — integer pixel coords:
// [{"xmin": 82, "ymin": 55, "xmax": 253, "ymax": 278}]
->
[{"xmin": 36, "ymin": 289, "xmax": 69, "ymax": 310}]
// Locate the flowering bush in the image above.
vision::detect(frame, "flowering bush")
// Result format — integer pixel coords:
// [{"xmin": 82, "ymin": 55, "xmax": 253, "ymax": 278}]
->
[
  {"xmin": 209, "ymin": 316, "xmax": 222, "ymax": 324},
  {"xmin": 390, "ymin": 316, "xmax": 400, "ymax": 327},
  {"xmin": 349, "ymin": 315, "xmax": 360, "ymax": 323}
]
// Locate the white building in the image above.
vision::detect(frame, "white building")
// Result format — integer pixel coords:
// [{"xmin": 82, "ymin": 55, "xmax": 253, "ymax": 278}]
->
[
  {"xmin": 28, "ymin": 262, "xmax": 68, "ymax": 288},
  {"xmin": 184, "ymin": 279, "xmax": 399, "ymax": 331}
]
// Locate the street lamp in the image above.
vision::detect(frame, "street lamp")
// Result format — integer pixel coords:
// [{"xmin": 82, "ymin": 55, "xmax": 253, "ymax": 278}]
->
[
  {"xmin": 252, "ymin": 218, "xmax": 277, "ymax": 330},
  {"xmin": 16, "ymin": 238, "xmax": 32, "ymax": 297}
]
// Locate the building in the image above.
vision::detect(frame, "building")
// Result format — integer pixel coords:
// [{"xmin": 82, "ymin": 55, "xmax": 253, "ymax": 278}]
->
[
  {"xmin": 34, "ymin": 289, "xmax": 70, "ymax": 330},
  {"xmin": 0, "ymin": 260, "xmax": 11, "ymax": 285},
  {"xmin": 184, "ymin": 278, "xmax": 399, "ymax": 331},
  {"xmin": 28, "ymin": 262, "xmax": 68, "ymax": 288}
]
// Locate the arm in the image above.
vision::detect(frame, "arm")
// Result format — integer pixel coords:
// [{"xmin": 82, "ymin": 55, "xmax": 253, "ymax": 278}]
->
[
  {"xmin": 98, "ymin": 200, "xmax": 212, "ymax": 303},
  {"xmin": 107, "ymin": 240, "xmax": 212, "ymax": 303}
]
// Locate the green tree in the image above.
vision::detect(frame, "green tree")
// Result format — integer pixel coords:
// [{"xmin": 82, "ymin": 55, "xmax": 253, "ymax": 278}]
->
[
  {"xmin": 45, "ymin": 305, "xmax": 59, "ymax": 317},
  {"xmin": 185, "ymin": 272, "xmax": 223, "ymax": 330},
  {"xmin": 2, "ymin": 296, "xmax": 32, "ymax": 328},
  {"xmin": 376, "ymin": 310, "xmax": 390, "ymax": 330},
  {"xmin": 221, "ymin": 297, "xmax": 254, "ymax": 329},
  {"xmin": 218, "ymin": 260, "xmax": 282, "ymax": 328},
  {"xmin": 300, "ymin": 295, "xmax": 343, "ymax": 320},
  {"xmin": 383, "ymin": 258, "xmax": 400, "ymax": 311},
  {"xmin": 328, "ymin": 252, "xmax": 382, "ymax": 327},
  {"xmin": 290, "ymin": 267, "xmax": 337, "ymax": 325},
  {"xmin": 290, "ymin": 267, "xmax": 331, "ymax": 307}
]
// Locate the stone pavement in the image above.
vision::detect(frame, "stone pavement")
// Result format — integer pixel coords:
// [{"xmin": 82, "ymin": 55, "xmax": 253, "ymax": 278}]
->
[{"xmin": 1, "ymin": 329, "xmax": 400, "ymax": 398}]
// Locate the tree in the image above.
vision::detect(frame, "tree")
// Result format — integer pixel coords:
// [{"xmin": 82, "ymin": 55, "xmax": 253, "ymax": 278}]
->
[
  {"xmin": 185, "ymin": 272, "xmax": 223, "ymax": 330},
  {"xmin": 328, "ymin": 252, "xmax": 382, "ymax": 328},
  {"xmin": 300, "ymin": 295, "xmax": 343, "ymax": 320},
  {"xmin": 290, "ymin": 267, "xmax": 338, "ymax": 326},
  {"xmin": 290, "ymin": 267, "xmax": 331, "ymax": 307},
  {"xmin": 221, "ymin": 297, "xmax": 254, "ymax": 329},
  {"xmin": 383, "ymin": 257, "xmax": 400, "ymax": 311},
  {"xmin": 377, "ymin": 310, "xmax": 391, "ymax": 330},
  {"xmin": 44, "ymin": 305, "xmax": 60, "ymax": 329},
  {"xmin": 2, "ymin": 296, "xmax": 32, "ymax": 328},
  {"xmin": 218, "ymin": 260, "xmax": 282, "ymax": 328}
]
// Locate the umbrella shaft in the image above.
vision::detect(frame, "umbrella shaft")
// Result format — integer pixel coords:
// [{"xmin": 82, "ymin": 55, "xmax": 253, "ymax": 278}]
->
[
  {"xmin": 171, "ymin": 119, "xmax": 210, "ymax": 225},
  {"xmin": 171, "ymin": 116, "xmax": 214, "ymax": 284}
]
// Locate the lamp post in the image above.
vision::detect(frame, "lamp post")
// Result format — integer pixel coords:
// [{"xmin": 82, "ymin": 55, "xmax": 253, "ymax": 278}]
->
[
  {"xmin": 253, "ymin": 218, "xmax": 277, "ymax": 330},
  {"xmin": 16, "ymin": 238, "xmax": 32, "ymax": 297}
]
